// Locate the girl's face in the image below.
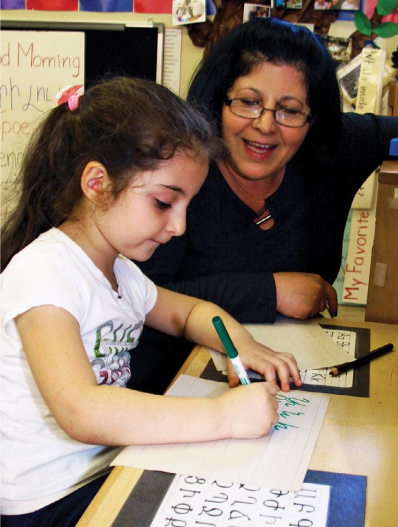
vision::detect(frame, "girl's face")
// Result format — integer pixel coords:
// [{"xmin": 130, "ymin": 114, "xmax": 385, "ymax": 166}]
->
[
  {"xmin": 96, "ymin": 153, "xmax": 208, "ymax": 262},
  {"xmin": 221, "ymin": 62, "xmax": 312, "ymax": 184}
]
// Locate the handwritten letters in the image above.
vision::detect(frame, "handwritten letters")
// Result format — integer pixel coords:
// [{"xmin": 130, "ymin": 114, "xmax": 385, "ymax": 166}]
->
[
  {"xmin": 112, "ymin": 376, "xmax": 329, "ymax": 491},
  {"xmin": 0, "ymin": 31, "xmax": 84, "ymax": 193}
]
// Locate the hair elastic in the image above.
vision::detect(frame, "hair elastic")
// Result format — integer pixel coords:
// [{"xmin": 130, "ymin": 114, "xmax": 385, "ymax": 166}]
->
[{"xmin": 56, "ymin": 85, "xmax": 83, "ymax": 111}]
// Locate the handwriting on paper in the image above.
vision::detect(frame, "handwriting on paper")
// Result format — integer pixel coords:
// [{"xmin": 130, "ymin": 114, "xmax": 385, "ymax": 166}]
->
[
  {"xmin": 150, "ymin": 474, "xmax": 330, "ymax": 527},
  {"xmin": 300, "ymin": 328, "xmax": 356, "ymax": 388},
  {"xmin": 274, "ymin": 394, "xmax": 308, "ymax": 431},
  {"xmin": 1, "ymin": 31, "xmax": 84, "ymax": 186},
  {"xmin": 209, "ymin": 327, "xmax": 356, "ymax": 388},
  {"xmin": 111, "ymin": 376, "xmax": 330, "ymax": 491}
]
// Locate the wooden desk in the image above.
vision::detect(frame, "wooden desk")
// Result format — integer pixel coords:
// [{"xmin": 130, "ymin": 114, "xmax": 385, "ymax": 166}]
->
[{"xmin": 77, "ymin": 319, "xmax": 398, "ymax": 527}]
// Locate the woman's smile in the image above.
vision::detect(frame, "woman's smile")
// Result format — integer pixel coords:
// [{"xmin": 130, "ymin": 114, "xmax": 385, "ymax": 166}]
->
[{"xmin": 243, "ymin": 138, "xmax": 277, "ymax": 157}]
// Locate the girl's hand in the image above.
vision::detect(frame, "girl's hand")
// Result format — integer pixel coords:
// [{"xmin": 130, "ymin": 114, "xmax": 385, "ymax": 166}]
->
[
  {"xmin": 227, "ymin": 335, "xmax": 302, "ymax": 392},
  {"xmin": 216, "ymin": 382, "xmax": 279, "ymax": 439},
  {"xmin": 145, "ymin": 290, "xmax": 302, "ymax": 393}
]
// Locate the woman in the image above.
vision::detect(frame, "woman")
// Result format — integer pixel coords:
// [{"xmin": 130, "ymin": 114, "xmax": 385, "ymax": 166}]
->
[{"xmin": 133, "ymin": 18, "xmax": 398, "ymax": 392}]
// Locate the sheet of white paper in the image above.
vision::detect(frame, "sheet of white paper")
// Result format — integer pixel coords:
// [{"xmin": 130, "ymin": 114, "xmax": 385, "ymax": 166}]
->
[
  {"xmin": 243, "ymin": 318, "xmax": 354, "ymax": 370},
  {"xmin": 210, "ymin": 325, "xmax": 356, "ymax": 388},
  {"xmin": 112, "ymin": 375, "xmax": 329, "ymax": 490},
  {"xmin": 301, "ymin": 327, "xmax": 356, "ymax": 388},
  {"xmin": 150, "ymin": 474, "xmax": 330, "ymax": 527}
]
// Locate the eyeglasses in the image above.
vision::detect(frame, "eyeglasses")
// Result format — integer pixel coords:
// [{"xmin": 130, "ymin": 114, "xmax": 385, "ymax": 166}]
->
[{"xmin": 225, "ymin": 98, "xmax": 312, "ymax": 128}]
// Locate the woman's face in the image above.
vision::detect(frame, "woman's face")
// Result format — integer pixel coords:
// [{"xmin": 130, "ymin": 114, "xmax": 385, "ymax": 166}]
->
[{"xmin": 221, "ymin": 62, "xmax": 312, "ymax": 183}]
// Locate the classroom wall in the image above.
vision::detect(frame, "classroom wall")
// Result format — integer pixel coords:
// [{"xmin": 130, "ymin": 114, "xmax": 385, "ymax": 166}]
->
[
  {"xmin": 3, "ymin": 9, "xmax": 397, "ymax": 99},
  {"xmin": 0, "ymin": 9, "xmax": 203, "ymax": 98}
]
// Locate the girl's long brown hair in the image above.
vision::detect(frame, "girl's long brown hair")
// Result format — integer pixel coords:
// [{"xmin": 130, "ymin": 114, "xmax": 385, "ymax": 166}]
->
[{"xmin": 1, "ymin": 76, "xmax": 226, "ymax": 271}]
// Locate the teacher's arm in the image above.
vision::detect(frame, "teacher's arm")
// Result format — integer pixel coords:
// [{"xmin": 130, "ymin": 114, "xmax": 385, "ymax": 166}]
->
[
  {"xmin": 274, "ymin": 272, "xmax": 338, "ymax": 319},
  {"xmin": 136, "ymin": 235, "xmax": 277, "ymax": 324},
  {"xmin": 137, "ymin": 236, "xmax": 338, "ymax": 323}
]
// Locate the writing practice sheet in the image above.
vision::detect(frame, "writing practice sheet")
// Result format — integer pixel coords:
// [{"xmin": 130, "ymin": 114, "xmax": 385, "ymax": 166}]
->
[
  {"xmin": 300, "ymin": 327, "xmax": 356, "ymax": 388},
  {"xmin": 112, "ymin": 376, "xmax": 329, "ymax": 491},
  {"xmin": 243, "ymin": 318, "xmax": 355, "ymax": 370},
  {"xmin": 210, "ymin": 325, "xmax": 357, "ymax": 389},
  {"xmin": 149, "ymin": 474, "xmax": 330, "ymax": 527}
]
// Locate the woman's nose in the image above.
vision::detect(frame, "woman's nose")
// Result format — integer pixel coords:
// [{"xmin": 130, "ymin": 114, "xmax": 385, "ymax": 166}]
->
[{"xmin": 252, "ymin": 108, "xmax": 277, "ymax": 133}]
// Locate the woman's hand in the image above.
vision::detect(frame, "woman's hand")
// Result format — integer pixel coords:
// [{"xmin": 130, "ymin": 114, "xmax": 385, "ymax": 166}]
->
[
  {"xmin": 228, "ymin": 333, "xmax": 302, "ymax": 392},
  {"xmin": 273, "ymin": 272, "xmax": 338, "ymax": 320}
]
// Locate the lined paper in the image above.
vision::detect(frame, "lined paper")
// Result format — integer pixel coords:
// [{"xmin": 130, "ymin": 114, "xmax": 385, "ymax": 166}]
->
[
  {"xmin": 112, "ymin": 375, "xmax": 329, "ymax": 490},
  {"xmin": 210, "ymin": 325, "xmax": 356, "ymax": 388},
  {"xmin": 242, "ymin": 318, "xmax": 355, "ymax": 370}
]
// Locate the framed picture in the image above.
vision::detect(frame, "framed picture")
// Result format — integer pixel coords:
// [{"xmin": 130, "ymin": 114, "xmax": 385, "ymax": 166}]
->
[
  {"xmin": 172, "ymin": 0, "xmax": 206, "ymax": 26},
  {"xmin": 286, "ymin": 0, "xmax": 303, "ymax": 8},
  {"xmin": 243, "ymin": 3, "xmax": 272, "ymax": 22},
  {"xmin": 320, "ymin": 35, "xmax": 352, "ymax": 62},
  {"xmin": 314, "ymin": 0, "xmax": 360, "ymax": 9}
]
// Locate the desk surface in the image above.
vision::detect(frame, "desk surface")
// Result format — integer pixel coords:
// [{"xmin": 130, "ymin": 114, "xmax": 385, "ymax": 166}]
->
[{"xmin": 77, "ymin": 318, "xmax": 398, "ymax": 527}]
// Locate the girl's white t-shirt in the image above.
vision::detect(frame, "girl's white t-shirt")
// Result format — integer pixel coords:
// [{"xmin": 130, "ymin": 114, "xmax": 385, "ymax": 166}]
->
[{"xmin": 0, "ymin": 228, "xmax": 157, "ymax": 515}]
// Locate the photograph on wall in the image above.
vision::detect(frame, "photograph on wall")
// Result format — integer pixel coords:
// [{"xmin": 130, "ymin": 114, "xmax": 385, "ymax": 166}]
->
[
  {"xmin": 319, "ymin": 35, "xmax": 352, "ymax": 62},
  {"xmin": 314, "ymin": 0, "xmax": 361, "ymax": 9},
  {"xmin": 243, "ymin": 3, "xmax": 272, "ymax": 21},
  {"xmin": 338, "ymin": 59, "xmax": 361, "ymax": 106},
  {"xmin": 314, "ymin": 0, "xmax": 329, "ymax": 8},
  {"xmin": 286, "ymin": 0, "xmax": 303, "ymax": 8},
  {"xmin": 172, "ymin": 0, "xmax": 206, "ymax": 25}
]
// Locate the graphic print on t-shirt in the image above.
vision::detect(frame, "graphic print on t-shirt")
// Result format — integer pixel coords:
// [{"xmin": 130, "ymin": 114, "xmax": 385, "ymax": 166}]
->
[{"xmin": 91, "ymin": 320, "xmax": 143, "ymax": 387}]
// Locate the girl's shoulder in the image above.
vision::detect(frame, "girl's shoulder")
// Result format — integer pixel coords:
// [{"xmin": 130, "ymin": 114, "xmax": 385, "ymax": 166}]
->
[{"xmin": 2, "ymin": 228, "xmax": 97, "ymax": 278}]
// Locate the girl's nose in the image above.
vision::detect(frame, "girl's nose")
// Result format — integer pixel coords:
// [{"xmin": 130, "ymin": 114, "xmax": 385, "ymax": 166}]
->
[{"xmin": 166, "ymin": 212, "xmax": 186, "ymax": 237}]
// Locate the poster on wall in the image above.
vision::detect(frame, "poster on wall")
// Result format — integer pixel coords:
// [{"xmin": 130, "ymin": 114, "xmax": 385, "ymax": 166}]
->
[{"xmin": 0, "ymin": 31, "xmax": 85, "ymax": 205}]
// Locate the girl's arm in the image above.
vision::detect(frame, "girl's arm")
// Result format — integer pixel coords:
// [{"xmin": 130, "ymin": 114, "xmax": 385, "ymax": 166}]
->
[
  {"xmin": 146, "ymin": 287, "xmax": 302, "ymax": 391},
  {"xmin": 16, "ymin": 305, "xmax": 279, "ymax": 446}
]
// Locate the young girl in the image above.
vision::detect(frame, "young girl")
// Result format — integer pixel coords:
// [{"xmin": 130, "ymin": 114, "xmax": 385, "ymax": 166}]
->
[{"xmin": 0, "ymin": 77, "xmax": 301, "ymax": 527}]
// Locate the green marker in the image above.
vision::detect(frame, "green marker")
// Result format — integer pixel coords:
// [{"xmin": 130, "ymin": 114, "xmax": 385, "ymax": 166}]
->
[{"xmin": 212, "ymin": 316, "xmax": 251, "ymax": 385}]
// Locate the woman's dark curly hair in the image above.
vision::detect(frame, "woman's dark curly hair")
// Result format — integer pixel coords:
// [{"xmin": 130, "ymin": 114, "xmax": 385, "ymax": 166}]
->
[{"xmin": 188, "ymin": 17, "xmax": 342, "ymax": 162}]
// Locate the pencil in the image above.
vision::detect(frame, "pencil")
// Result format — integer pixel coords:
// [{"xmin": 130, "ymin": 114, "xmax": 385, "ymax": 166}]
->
[{"xmin": 329, "ymin": 343, "xmax": 394, "ymax": 377}]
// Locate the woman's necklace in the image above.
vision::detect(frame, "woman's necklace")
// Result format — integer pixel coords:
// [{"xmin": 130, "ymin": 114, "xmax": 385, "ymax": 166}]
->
[
  {"xmin": 254, "ymin": 201, "xmax": 272, "ymax": 226},
  {"xmin": 217, "ymin": 160, "xmax": 282, "ymax": 229}
]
